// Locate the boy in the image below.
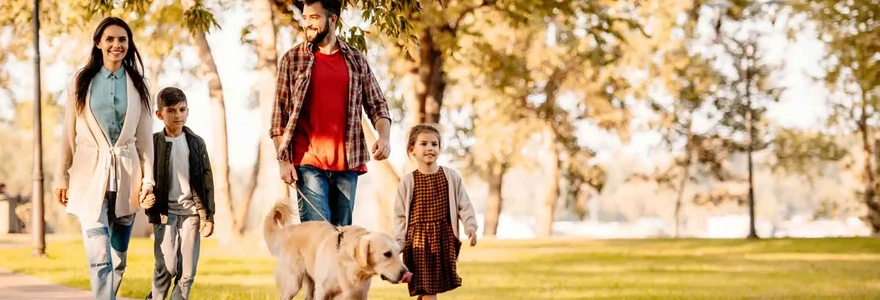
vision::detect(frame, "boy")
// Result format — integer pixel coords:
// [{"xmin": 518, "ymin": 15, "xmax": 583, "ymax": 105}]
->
[{"xmin": 143, "ymin": 87, "xmax": 214, "ymax": 300}]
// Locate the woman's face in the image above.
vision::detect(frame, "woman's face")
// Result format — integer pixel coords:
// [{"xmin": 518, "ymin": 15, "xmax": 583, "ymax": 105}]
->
[{"xmin": 96, "ymin": 25, "xmax": 129, "ymax": 65}]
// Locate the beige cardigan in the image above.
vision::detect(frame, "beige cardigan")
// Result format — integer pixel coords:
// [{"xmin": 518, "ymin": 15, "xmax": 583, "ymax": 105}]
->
[
  {"xmin": 393, "ymin": 166, "xmax": 479, "ymax": 249},
  {"xmin": 56, "ymin": 75, "xmax": 155, "ymax": 222}
]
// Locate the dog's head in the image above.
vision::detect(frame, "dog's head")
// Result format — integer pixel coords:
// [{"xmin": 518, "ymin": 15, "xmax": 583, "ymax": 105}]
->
[{"xmin": 350, "ymin": 231, "xmax": 411, "ymax": 284}]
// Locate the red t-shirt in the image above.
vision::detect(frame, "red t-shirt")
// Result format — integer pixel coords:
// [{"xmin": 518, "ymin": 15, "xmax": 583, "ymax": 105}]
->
[{"xmin": 291, "ymin": 50, "xmax": 367, "ymax": 172}]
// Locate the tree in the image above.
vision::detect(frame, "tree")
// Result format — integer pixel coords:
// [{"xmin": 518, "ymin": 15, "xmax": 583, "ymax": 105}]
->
[
  {"xmin": 446, "ymin": 3, "xmax": 636, "ymax": 237},
  {"xmin": 800, "ymin": 0, "xmax": 880, "ymax": 234},
  {"xmin": 706, "ymin": 0, "xmax": 787, "ymax": 239},
  {"xmin": 627, "ymin": 0, "xmax": 730, "ymax": 237}
]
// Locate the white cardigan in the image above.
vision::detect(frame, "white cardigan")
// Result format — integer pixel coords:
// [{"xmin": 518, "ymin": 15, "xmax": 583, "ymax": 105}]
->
[
  {"xmin": 393, "ymin": 166, "xmax": 479, "ymax": 250},
  {"xmin": 56, "ymin": 75, "xmax": 155, "ymax": 222}
]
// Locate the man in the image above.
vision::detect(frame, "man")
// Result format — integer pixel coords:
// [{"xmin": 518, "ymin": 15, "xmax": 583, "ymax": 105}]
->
[{"xmin": 270, "ymin": 0, "xmax": 392, "ymax": 226}]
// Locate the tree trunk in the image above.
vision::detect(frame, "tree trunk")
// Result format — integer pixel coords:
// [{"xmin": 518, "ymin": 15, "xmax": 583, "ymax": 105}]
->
[
  {"xmin": 190, "ymin": 31, "xmax": 237, "ymax": 241},
  {"xmin": 417, "ymin": 29, "xmax": 445, "ymax": 125},
  {"xmin": 674, "ymin": 125, "xmax": 694, "ymax": 238},
  {"xmin": 252, "ymin": 0, "xmax": 289, "ymax": 229},
  {"xmin": 674, "ymin": 153, "xmax": 690, "ymax": 239},
  {"xmin": 744, "ymin": 46, "xmax": 758, "ymax": 240},
  {"xmin": 402, "ymin": 61, "xmax": 421, "ymax": 174},
  {"xmin": 858, "ymin": 90, "xmax": 880, "ymax": 233},
  {"xmin": 148, "ymin": 58, "xmax": 162, "ymax": 99},
  {"xmin": 482, "ymin": 159, "xmax": 505, "ymax": 237},
  {"xmin": 362, "ymin": 117, "xmax": 400, "ymax": 234},
  {"xmin": 234, "ymin": 146, "xmax": 259, "ymax": 234},
  {"xmin": 535, "ymin": 128, "xmax": 560, "ymax": 238}
]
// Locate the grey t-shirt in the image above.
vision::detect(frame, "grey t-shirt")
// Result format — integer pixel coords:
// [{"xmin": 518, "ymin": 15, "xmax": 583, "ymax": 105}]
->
[{"xmin": 166, "ymin": 134, "xmax": 198, "ymax": 215}]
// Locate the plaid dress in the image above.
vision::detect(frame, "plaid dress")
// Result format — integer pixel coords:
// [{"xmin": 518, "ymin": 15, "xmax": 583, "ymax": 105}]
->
[{"xmin": 404, "ymin": 169, "xmax": 462, "ymax": 296}]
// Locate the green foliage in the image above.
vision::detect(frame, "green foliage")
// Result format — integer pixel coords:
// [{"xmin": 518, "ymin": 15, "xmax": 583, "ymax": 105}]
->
[
  {"xmin": 88, "ymin": 0, "xmax": 221, "ymax": 34},
  {"xmin": 771, "ymin": 128, "xmax": 848, "ymax": 178}
]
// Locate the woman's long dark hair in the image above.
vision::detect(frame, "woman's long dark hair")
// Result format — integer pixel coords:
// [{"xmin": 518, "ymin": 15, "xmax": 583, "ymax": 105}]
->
[{"xmin": 74, "ymin": 17, "xmax": 150, "ymax": 114}]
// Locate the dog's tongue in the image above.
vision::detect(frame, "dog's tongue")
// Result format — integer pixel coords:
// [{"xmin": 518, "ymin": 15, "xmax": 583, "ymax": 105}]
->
[{"xmin": 400, "ymin": 272, "xmax": 413, "ymax": 284}]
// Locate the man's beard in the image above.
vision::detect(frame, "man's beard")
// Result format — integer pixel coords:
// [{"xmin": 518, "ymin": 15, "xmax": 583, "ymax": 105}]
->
[{"xmin": 307, "ymin": 20, "xmax": 331, "ymax": 44}]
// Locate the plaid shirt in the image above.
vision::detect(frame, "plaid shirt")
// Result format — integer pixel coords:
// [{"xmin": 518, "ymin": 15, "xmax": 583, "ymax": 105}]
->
[{"xmin": 270, "ymin": 40, "xmax": 391, "ymax": 170}]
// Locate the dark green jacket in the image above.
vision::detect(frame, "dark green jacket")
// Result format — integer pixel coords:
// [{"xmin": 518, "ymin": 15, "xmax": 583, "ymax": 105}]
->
[{"xmin": 146, "ymin": 126, "xmax": 214, "ymax": 224}]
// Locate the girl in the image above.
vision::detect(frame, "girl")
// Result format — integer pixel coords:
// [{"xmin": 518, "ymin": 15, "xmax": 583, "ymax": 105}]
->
[
  {"xmin": 54, "ymin": 16, "xmax": 155, "ymax": 300},
  {"xmin": 393, "ymin": 124, "xmax": 479, "ymax": 299}
]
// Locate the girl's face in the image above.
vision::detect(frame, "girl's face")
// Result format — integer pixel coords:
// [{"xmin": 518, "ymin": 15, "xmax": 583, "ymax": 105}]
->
[
  {"xmin": 96, "ymin": 25, "xmax": 129, "ymax": 66},
  {"xmin": 410, "ymin": 132, "xmax": 441, "ymax": 166}
]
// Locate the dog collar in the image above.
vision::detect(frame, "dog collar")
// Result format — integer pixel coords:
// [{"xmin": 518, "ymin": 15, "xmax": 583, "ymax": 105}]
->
[{"xmin": 336, "ymin": 229, "xmax": 344, "ymax": 249}]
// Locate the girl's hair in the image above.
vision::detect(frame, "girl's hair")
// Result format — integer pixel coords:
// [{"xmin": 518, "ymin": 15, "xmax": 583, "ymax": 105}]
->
[
  {"xmin": 74, "ymin": 17, "xmax": 150, "ymax": 114},
  {"xmin": 406, "ymin": 124, "xmax": 442, "ymax": 153}
]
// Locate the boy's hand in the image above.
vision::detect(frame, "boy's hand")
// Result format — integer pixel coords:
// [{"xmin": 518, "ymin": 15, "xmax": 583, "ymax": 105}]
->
[
  {"xmin": 467, "ymin": 229, "xmax": 477, "ymax": 247},
  {"xmin": 140, "ymin": 189, "xmax": 155, "ymax": 209},
  {"xmin": 200, "ymin": 220, "xmax": 214, "ymax": 237}
]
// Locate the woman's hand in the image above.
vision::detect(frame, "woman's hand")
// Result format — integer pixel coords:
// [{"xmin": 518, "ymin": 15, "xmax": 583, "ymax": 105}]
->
[{"xmin": 54, "ymin": 189, "xmax": 68, "ymax": 206}]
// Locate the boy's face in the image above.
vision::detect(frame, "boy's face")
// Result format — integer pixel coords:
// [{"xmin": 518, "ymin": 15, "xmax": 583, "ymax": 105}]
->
[{"xmin": 156, "ymin": 101, "xmax": 188, "ymax": 132}]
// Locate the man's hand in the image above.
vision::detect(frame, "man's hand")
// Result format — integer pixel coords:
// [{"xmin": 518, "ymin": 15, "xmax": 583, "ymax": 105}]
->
[
  {"xmin": 55, "ymin": 189, "xmax": 68, "ymax": 207},
  {"xmin": 200, "ymin": 220, "xmax": 214, "ymax": 237},
  {"xmin": 279, "ymin": 160, "xmax": 298, "ymax": 185},
  {"xmin": 139, "ymin": 189, "xmax": 155, "ymax": 209},
  {"xmin": 372, "ymin": 137, "xmax": 391, "ymax": 160},
  {"xmin": 467, "ymin": 229, "xmax": 477, "ymax": 247}
]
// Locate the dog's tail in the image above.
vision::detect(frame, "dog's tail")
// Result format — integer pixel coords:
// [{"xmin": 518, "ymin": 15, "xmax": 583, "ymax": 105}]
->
[{"xmin": 263, "ymin": 201, "xmax": 295, "ymax": 256}]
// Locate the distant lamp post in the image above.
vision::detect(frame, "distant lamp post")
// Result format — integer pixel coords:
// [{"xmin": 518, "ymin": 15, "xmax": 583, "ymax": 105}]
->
[
  {"xmin": 705, "ymin": 0, "xmax": 788, "ymax": 240},
  {"xmin": 32, "ymin": 0, "xmax": 46, "ymax": 257}
]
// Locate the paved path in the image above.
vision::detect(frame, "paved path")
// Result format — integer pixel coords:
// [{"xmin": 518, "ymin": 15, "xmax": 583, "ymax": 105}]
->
[{"xmin": 0, "ymin": 268, "xmax": 136, "ymax": 300}]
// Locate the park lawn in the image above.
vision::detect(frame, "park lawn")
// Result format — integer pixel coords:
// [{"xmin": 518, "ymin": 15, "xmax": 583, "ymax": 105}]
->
[{"xmin": 1, "ymin": 237, "xmax": 880, "ymax": 299}]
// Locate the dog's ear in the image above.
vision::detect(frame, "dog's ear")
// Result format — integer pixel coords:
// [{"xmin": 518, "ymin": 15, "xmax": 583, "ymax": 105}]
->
[{"xmin": 355, "ymin": 235, "xmax": 372, "ymax": 268}]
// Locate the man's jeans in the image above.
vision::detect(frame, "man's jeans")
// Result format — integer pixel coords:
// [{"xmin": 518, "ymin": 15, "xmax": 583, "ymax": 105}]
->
[
  {"xmin": 292, "ymin": 165, "xmax": 358, "ymax": 226},
  {"xmin": 78, "ymin": 192, "xmax": 134, "ymax": 300},
  {"xmin": 147, "ymin": 214, "xmax": 201, "ymax": 300}
]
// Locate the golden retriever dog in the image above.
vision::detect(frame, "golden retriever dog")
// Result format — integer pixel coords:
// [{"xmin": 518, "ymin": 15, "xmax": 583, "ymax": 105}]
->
[{"xmin": 263, "ymin": 202, "xmax": 412, "ymax": 300}]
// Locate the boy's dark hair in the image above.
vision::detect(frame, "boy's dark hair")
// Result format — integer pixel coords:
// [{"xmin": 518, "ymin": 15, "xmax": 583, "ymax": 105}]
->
[
  {"xmin": 157, "ymin": 87, "xmax": 187, "ymax": 109},
  {"xmin": 297, "ymin": 0, "xmax": 341, "ymax": 17}
]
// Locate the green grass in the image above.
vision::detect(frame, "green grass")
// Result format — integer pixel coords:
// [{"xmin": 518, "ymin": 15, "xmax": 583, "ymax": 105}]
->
[{"xmin": 1, "ymin": 237, "xmax": 880, "ymax": 299}]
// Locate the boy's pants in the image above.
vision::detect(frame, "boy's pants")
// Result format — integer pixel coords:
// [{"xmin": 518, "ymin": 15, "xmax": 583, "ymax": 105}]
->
[
  {"xmin": 293, "ymin": 165, "xmax": 358, "ymax": 226},
  {"xmin": 78, "ymin": 191, "xmax": 134, "ymax": 300},
  {"xmin": 147, "ymin": 214, "xmax": 201, "ymax": 300}
]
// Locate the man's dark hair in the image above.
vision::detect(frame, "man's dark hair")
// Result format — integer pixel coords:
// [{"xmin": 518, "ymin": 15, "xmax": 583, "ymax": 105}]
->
[
  {"xmin": 298, "ymin": 0, "xmax": 341, "ymax": 17},
  {"xmin": 157, "ymin": 87, "xmax": 187, "ymax": 109}
]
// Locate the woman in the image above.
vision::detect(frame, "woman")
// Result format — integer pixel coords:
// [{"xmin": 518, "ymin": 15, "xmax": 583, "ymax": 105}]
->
[{"xmin": 55, "ymin": 16, "xmax": 155, "ymax": 300}]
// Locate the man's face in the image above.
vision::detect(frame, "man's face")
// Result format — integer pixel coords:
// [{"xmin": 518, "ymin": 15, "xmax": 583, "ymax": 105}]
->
[
  {"xmin": 156, "ymin": 101, "xmax": 189, "ymax": 132},
  {"xmin": 302, "ymin": 2, "xmax": 335, "ymax": 44}
]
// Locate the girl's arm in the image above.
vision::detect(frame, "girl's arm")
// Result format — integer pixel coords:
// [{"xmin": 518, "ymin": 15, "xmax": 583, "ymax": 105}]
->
[
  {"xmin": 454, "ymin": 170, "xmax": 479, "ymax": 235},
  {"xmin": 392, "ymin": 175, "xmax": 411, "ymax": 250}
]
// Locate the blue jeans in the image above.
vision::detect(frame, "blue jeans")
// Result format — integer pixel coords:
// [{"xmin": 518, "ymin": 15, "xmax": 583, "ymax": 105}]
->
[
  {"xmin": 78, "ymin": 192, "xmax": 134, "ymax": 300},
  {"xmin": 293, "ymin": 165, "xmax": 358, "ymax": 226}
]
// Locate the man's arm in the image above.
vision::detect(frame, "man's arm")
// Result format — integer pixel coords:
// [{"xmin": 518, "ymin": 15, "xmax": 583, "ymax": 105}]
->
[
  {"xmin": 270, "ymin": 51, "xmax": 293, "ymax": 139},
  {"xmin": 375, "ymin": 118, "xmax": 391, "ymax": 142},
  {"xmin": 357, "ymin": 54, "xmax": 392, "ymax": 129}
]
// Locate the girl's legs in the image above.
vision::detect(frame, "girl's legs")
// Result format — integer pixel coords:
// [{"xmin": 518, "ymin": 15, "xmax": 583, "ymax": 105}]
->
[{"xmin": 421, "ymin": 295, "xmax": 438, "ymax": 300}]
